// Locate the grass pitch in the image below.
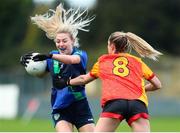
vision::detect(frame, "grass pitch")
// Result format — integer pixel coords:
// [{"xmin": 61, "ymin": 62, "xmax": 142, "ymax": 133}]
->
[{"xmin": 0, "ymin": 116, "xmax": 180, "ymax": 132}]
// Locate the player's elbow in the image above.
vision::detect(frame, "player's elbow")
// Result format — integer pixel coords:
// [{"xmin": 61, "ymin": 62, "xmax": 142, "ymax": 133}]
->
[
  {"xmin": 150, "ymin": 76, "xmax": 162, "ymax": 90},
  {"xmin": 69, "ymin": 56, "xmax": 81, "ymax": 64},
  {"xmin": 155, "ymin": 81, "xmax": 162, "ymax": 90},
  {"xmin": 158, "ymin": 82, "xmax": 162, "ymax": 89}
]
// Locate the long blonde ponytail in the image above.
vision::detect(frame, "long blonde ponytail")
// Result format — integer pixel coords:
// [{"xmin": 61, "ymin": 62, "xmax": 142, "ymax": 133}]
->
[{"xmin": 125, "ymin": 32, "xmax": 162, "ymax": 60}]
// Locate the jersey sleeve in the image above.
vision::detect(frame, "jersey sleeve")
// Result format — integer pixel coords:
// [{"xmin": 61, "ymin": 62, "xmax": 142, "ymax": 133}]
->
[
  {"xmin": 142, "ymin": 61, "xmax": 155, "ymax": 80},
  {"xmin": 89, "ymin": 62, "xmax": 99, "ymax": 78},
  {"xmin": 73, "ymin": 50, "xmax": 87, "ymax": 70}
]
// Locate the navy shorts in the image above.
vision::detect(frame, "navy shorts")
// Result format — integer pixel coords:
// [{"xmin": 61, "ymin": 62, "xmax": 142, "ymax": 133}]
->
[
  {"xmin": 101, "ymin": 99, "xmax": 149, "ymax": 126},
  {"xmin": 52, "ymin": 98, "xmax": 94, "ymax": 129}
]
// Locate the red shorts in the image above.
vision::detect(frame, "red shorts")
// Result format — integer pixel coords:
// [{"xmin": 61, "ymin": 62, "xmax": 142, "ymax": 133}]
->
[{"xmin": 100, "ymin": 99, "xmax": 149, "ymax": 126}]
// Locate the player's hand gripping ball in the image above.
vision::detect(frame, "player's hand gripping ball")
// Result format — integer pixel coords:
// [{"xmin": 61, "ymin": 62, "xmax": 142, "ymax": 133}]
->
[{"xmin": 24, "ymin": 53, "xmax": 47, "ymax": 76}]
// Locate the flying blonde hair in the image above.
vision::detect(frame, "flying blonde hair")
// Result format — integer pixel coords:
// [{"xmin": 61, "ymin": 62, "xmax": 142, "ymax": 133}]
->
[
  {"xmin": 31, "ymin": 4, "xmax": 95, "ymax": 47},
  {"xmin": 109, "ymin": 32, "xmax": 162, "ymax": 61}
]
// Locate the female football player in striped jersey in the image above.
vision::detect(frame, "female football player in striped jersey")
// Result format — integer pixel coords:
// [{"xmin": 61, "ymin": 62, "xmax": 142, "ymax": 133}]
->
[
  {"xmin": 67, "ymin": 31, "xmax": 162, "ymax": 132},
  {"xmin": 20, "ymin": 4, "xmax": 95, "ymax": 132}
]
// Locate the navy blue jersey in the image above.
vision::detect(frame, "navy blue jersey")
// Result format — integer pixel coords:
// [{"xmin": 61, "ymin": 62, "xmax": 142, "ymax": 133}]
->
[{"xmin": 46, "ymin": 47, "xmax": 88, "ymax": 110}]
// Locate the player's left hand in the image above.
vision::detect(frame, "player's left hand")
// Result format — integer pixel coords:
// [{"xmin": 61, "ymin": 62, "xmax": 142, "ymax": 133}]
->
[
  {"xmin": 33, "ymin": 53, "xmax": 53, "ymax": 61},
  {"xmin": 20, "ymin": 52, "xmax": 33, "ymax": 67},
  {"xmin": 53, "ymin": 76, "xmax": 70, "ymax": 89}
]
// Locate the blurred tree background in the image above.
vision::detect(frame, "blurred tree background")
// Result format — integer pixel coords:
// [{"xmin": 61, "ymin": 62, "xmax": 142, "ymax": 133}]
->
[
  {"xmin": 1, "ymin": 0, "xmax": 180, "ymax": 96},
  {"xmin": 0, "ymin": 0, "xmax": 179, "ymax": 69}
]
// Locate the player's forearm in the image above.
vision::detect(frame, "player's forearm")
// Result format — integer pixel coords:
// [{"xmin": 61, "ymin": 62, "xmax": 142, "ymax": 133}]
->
[
  {"xmin": 52, "ymin": 54, "xmax": 79, "ymax": 64},
  {"xmin": 145, "ymin": 83, "xmax": 160, "ymax": 92},
  {"xmin": 146, "ymin": 76, "xmax": 162, "ymax": 92},
  {"xmin": 70, "ymin": 75, "xmax": 89, "ymax": 85}
]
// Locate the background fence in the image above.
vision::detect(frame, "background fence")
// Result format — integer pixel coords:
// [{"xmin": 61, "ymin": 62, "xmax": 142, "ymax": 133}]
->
[{"xmin": 0, "ymin": 59, "xmax": 180, "ymax": 120}]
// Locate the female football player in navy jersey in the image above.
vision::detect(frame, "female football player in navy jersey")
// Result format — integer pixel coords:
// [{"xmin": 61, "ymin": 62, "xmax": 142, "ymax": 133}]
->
[{"xmin": 20, "ymin": 4, "xmax": 95, "ymax": 132}]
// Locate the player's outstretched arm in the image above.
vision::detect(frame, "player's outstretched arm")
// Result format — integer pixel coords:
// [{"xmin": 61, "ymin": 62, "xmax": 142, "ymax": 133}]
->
[
  {"xmin": 69, "ymin": 73, "xmax": 95, "ymax": 86},
  {"xmin": 53, "ymin": 73, "xmax": 95, "ymax": 90},
  {"xmin": 33, "ymin": 53, "xmax": 81, "ymax": 64}
]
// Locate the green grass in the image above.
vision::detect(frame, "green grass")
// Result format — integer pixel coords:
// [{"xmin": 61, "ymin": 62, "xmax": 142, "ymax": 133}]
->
[
  {"xmin": 0, "ymin": 118, "xmax": 55, "ymax": 132},
  {"xmin": 116, "ymin": 116, "xmax": 180, "ymax": 132},
  {"xmin": 0, "ymin": 117, "xmax": 180, "ymax": 132}
]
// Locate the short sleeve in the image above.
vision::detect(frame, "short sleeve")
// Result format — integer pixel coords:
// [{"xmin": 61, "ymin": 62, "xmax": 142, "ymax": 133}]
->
[
  {"xmin": 142, "ymin": 61, "xmax": 155, "ymax": 80},
  {"xmin": 73, "ymin": 50, "xmax": 88, "ymax": 70},
  {"xmin": 89, "ymin": 62, "xmax": 99, "ymax": 78}
]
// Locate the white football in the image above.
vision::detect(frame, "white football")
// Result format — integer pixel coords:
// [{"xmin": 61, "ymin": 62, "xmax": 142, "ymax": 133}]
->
[{"xmin": 25, "ymin": 53, "xmax": 47, "ymax": 76}]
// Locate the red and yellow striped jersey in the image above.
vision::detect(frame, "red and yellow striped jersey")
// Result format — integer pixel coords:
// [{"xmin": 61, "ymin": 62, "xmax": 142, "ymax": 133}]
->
[{"xmin": 90, "ymin": 53, "xmax": 154, "ymax": 107}]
